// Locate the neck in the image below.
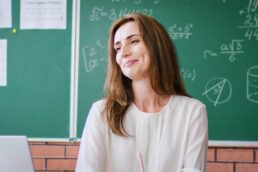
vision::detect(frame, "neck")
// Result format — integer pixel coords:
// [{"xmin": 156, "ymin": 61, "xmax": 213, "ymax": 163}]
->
[{"xmin": 132, "ymin": 79, "xmax": 170, "ymax": 113}]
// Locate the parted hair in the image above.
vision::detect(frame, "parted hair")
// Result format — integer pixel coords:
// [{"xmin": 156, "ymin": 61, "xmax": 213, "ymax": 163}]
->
[{"xmin": 103, "ymin": 13, "xmax": 189, "ymax": 136}]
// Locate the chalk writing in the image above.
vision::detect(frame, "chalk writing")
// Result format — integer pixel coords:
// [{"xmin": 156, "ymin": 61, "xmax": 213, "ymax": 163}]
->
[
  {"xmin": 82, "ymin": 40, "xmax": 106, "ymax": 72},
  {"xmin": 220, "ymin": 39, "xmax": 244, "ymax": 62},
  {"xmin": 111, "ymin": 0, "xmax": 127, "ymax": 2},
  {"xmin": 111, "ymin": 0, "xmax": 160, "ymax": 5},
  {"xmin": 168, "ymin": 23, "xmax": 193, "ymax": 40},
  {"xmin": 202, "ymin": 77, "xmax": 232, "ymax": 106},
  {"xmin": 180, "ymin": 68, "xmax": 196, "ymax": 82},
  {"xmin": 247, "ymin": 65, "xmax": 258, "ymax": 103},
  {"xmin": 237, "ymin": 0, "xmax": 258, "ymax": 40},
  {"xmin": 89, "ymin": 7, "xmax": 153, "ymax": 21},
  {"xmin": 203, "ymin": 50, "xmax": 218, "ymax": 59},
  {"xmin": 204, "ymin": 39, "xmax": 244, "ymax": 62}
]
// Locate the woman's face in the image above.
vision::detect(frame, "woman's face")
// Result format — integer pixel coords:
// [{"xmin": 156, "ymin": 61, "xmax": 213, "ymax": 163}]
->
[{"xmin": 114, "ymin": 21, "xmax": 150, "ymax": 81}]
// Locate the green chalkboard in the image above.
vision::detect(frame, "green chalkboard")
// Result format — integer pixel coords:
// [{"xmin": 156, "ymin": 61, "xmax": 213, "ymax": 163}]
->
[
  {"xmin": 77, "ymin": 0, "xmax": 258, "ymax": 141},
  {"xmin": 0, "ymin": 1, "xmax": 72, "ymax": 138}
]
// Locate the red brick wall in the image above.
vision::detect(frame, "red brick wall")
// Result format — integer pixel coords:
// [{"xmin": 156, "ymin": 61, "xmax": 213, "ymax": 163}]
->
[
  {"xmin": 207, "ymin": 147, "xmax": 258, "ymax": 172},
  {"xmin": 29, "ymin": 142, "xmax": 258, "ymax": 172},
  {"xmin": 29, "ymin": 141, "xmax": 79, "ymax": 171}
]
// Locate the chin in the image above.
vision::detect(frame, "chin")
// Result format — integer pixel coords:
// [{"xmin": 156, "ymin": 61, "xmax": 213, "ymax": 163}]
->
[
  {"xmin": 124, "ymin": 74, "xmax": 133, "ymax": 80},
  {"xmin": 122, "ymin": 72, "xmax": 135, "ymax": 80}
]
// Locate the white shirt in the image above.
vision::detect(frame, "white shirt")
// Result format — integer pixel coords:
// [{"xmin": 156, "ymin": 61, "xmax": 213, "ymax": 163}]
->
[{"xmin": 76, "ymin": 95, "xmax": 208, "ymax": 172}]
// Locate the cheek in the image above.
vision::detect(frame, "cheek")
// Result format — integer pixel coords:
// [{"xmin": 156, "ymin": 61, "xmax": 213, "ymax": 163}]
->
[
  {"xmin": 115, "ymin": 55, "xmax": 122, "ymax": 67},
  {"xmin": 137, "ymin": 46, "xmax": 149, "ymax": 60}
]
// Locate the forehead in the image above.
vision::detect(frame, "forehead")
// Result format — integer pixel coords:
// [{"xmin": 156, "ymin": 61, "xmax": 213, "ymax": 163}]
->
[{"xmin": 114, "ymin": 21, "xmax": 140, "ymax": 43}]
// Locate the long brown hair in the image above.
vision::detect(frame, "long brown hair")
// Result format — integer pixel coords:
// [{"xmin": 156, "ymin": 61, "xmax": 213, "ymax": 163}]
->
[{"xmin": 104, "ymin": 13, "xmax": 189, "ymax": 136}]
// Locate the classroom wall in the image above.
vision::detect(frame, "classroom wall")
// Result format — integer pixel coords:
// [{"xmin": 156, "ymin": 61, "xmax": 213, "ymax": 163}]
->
[{"xmin": 29, "ymin": 141, "xmax": 258, "ymax": 172}]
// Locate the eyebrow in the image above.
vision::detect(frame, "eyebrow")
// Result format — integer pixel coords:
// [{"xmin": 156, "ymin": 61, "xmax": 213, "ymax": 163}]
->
[{"xmin": 114, "ymin": 34, "xmax": 141, "ymax": 47}]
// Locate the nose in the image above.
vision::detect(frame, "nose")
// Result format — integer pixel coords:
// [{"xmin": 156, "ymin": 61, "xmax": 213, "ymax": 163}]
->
[{"xmin": 120, "ymin": 44, "xmax": 131, "ymax": 58}]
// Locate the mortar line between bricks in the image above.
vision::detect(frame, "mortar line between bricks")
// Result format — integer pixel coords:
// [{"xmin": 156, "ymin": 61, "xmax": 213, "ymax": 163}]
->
[
  {"xmin": 215, "ymin": 148, "xmax": 217, "ymax": 162},
  {"xmin": 254, "ymin": 149, "xmax": 256, "ymax": 162},
  {"xmin": 65, "ymin": 145, "xmax": 67, "ymax": 158},
  {"xmin": 235, "ymin": 162, "xmax": 258, "ymax": 166},
  {"xmin": 44, "ymin": 157, "xmax": 47, "ymax": 171}
]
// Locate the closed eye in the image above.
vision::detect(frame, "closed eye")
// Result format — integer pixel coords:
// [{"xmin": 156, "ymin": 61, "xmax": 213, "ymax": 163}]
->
[
  {"xmin": 131, "ymin": 39, "xmax": 139, "ymax": 44},
  {"xmin": 114, "ymin": 46, "xmax": 121, "ymax": 52}
]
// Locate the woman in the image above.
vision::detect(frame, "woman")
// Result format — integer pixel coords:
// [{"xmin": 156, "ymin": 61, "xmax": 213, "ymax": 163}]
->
[{"xmin": 76, "ymin": 13, "xmax": 208, "ymax": 172}]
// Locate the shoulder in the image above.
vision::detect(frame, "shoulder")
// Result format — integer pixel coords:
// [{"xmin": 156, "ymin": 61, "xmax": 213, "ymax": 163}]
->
[
  {"xmin": 170, "ymin": 95, "xmax": 207, "ymax": 119},
  {"xmin": 170, "ymin": 95, "xmax": 207, "ymax": 125},
  {"xmin": 87, "ymin": 99, "xmax": 106, "ymax": 123},
  {"xmin": 172, "ymin": 95, "xmax": 206, "ymax": 110},
  {"xmin": 91, "ymin": 98, "xmax": 106, "ymax": 111}
]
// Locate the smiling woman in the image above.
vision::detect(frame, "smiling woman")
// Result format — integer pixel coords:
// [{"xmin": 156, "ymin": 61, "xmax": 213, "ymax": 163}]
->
[
  {"xmin": 114, "ymin": 21, "xmax": 150, "ymax": 81},
  {"xmin": 76, "ymin": 13, "xmax": 208, "ymax": 172}
]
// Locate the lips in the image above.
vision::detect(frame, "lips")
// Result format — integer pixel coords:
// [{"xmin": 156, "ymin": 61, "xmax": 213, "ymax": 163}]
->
[{"xmin": 124, "ymin": 60, "xmax": 138, "ymax": 67}]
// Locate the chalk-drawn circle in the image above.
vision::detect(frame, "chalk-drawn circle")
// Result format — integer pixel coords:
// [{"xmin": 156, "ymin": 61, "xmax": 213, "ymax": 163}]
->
[{"xmin": 203, "ymin": 77, "xmax": 232, "ymax": 106}]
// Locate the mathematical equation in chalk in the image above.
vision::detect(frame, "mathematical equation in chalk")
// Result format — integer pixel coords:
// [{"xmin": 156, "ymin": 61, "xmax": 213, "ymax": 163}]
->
[
  {"xmin": 203, "ymin": 39, "xmax": 244, "ymax": 62},
  {"xmin": 82, "ymin": 40, "xmax": 106, "ymax": 72},
  {"xmin": 180, "ymin": 68, "xmax": 196, "ymax": 82},
  {"xmin": 89, "ymin": 6, "xmax": 153, "ymax": 21},
  {"xmin": 237, "ymin": 0, "xmax": 258, "ymax": 40},
  {"xmin": 111, "ymin": 0, "xmax": 160, "ymax": 5},
  {"xmin": 168, "ymin": 23, "xmax": 193, "ymax": 40}
]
